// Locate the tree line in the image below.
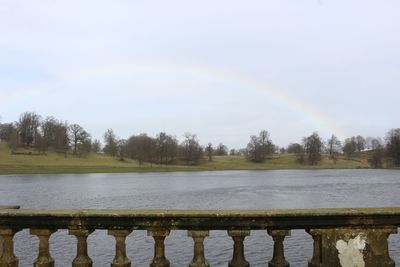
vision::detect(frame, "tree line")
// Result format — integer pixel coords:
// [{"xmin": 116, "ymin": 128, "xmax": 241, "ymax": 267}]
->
[
  {"xmin": 284, "ymin": 131, "xmax": 400, "ymax": 168},
  {"xmin": 1, "ymin": 111, "xmax": 400, "ymax": 168},
  {"xmin": 0, "ymin": 112, "xmax": 98, "ymax": 156}
]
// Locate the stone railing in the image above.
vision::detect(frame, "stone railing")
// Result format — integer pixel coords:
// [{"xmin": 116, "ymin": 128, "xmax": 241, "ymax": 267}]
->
[{"xmin": 0, "ymin": 207, "xmax": 399, "ymax": 267}]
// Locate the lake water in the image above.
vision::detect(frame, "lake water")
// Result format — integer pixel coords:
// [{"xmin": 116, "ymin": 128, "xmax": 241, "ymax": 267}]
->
[{"xmin": 0, "ymin": 169, "xmax": 400, "ymax": 266}]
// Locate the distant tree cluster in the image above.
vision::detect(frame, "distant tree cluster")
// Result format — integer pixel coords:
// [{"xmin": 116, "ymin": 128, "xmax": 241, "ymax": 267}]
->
[
  {"xmin": 281, "ymin": 130, "xmax": 400, "ymax": 168},
  {"xmin": 2, "ymin": 111, "xmax": 400, "ymax": 168},
  {"xmin": 0, "ymin": 112, "xmax": 95, "ymax": 156},
  {"xmin": 342, "ymin": 135, "xmax": 366, "ymax": 159},
  {"xmin": 102, "ymin": 131, "xmax": 202, "ymax": 165}
]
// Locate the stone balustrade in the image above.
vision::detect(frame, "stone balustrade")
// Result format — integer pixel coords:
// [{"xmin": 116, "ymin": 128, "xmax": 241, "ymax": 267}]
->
[{"xmin": 0, "ymin": 207, "xmax": 400, "ymax": 266}]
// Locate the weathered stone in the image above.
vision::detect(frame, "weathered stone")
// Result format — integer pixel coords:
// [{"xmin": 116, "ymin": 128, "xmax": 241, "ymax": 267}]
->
[
  {"xmin": 30, "ymin": 229, "xmax": 56, "ymax": 267},
  {"xmin": 108, "ymin": 229, "xmax": 132, "ymax": 267},
  {"xmin": 228, "ymin": 230, "xmax": 251, "ymax": 267},
  {"xmin": 0, "ymin": 236, "xmax": 2, "ymax": 259},
  {"xmin": 148, "ymin": 229, "xmax": 170, "ymax": 267},
  {"xmin": 69, "ymin": 229, "xmax": 94, "ymax": 267},
  {"xmin": 307, "ymin": 226, "xmax": 397, "ymax": 267},
  {"xmin": 267, "ymin": 229, "xmax": 290, "ymax": 267},
  {"xmin": 0, "ymin": 207, "xmax": 400, "ymax": 266},
  {"xmin": 188, "ymin": 230, "xmax": 209, "ymax": 267},
  {"xmin": 0, "ymin": 206, "xmax": 19, "ymax": 261},
  {"xmin": 0, "ymin": 228, "xmax": 20, "ymax": 267},
  {"xmin": 306, "ymin": 229, "xmax": 322, "ymax": 267}
]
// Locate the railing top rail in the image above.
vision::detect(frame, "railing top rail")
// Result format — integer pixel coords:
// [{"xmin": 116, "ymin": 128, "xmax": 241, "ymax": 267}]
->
[
  {"xmin": 1, "ymin": 207, "xmax": 400, "ymax": 217},
  {"xmin": 1, "ymin": 207, "xmax": 400, "ymax": 230},
  {"xmin": 0, "ymin": 205, "xmax": 20, "ymax": 210}
]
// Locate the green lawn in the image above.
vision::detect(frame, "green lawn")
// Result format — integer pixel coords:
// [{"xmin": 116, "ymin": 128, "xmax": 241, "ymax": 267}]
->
[{"xmin": 0, "ymin": 142, "xmax": 370, "ymax": 175}]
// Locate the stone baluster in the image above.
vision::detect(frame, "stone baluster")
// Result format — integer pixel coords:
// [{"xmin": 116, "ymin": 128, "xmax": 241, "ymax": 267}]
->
[
  {"xmin": 0, "ymin": 236, "xmax": 2, "ymax": 259},
  {"xmin": 228, "ymin": 230, "xmax": 250, "ymax": 267},
  {"xmin": 148, "ymin": 229, "xmax": 170, "ymax": 267},
  {"xmin": 69, "ymin": 229, "xmax": 94, "ymax": 267},
  {"xmin": 0, "ymin": 228, "xmax": 20, "ymax": 267},
  {"xmin": 30, "ymin": 229, "xmax": 56, "ymax": 267},
  {"xmin": 108, "ymin": 230, "xmax": 132, "ymax": 267},
  {"xmin": 188, "ymin": 230, "xmax": 209, "ymax": 267},
  {"xmin": 306, "ymin": 229, "xmax": 322, "ymax": 267},
  {"xmin": 267, "ymin": 229, "xmax": 290, "ymax": 267}
]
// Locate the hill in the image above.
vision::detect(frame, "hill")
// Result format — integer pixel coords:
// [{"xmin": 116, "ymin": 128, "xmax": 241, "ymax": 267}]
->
[{"xmin": 0, "ymin": 142, "xmax": 370, "ymax": 175}]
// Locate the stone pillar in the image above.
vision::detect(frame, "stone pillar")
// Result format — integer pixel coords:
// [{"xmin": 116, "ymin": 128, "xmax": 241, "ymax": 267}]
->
[
  {"xmin": 267, "ymin": 229, "xmax": 290, "ymax": 267},
  {"xmin": 69, "ymin": 229, "xmax": 94, "ymax": 267},
  {"xmin": 148, "ymin": 229, "xmax": 170, "ymax": 267},
  {"xmin": 306, "ymin": 229, "xmax": 322, "ymax": 267},
  {"xmin": 30, "ymin": 229, "xmax": 56, "ymax": 267},
  {"xmin": 0, "ymin": 236, "xmax": 2, "ymax": 258},
  {"xmin": 228, "ymin": 230, "xmax": 250, "ymax": 267},
  {"xmin": 108, "ymin": 230, "xmax": 132, "ymax": 267},
  {"xmin": 0, "ymin": 228, "xmax": 20, "ymax": 267},
  {"xmin": 188, "ymin": 230, "xmax": 209, "ymax": 267},
  {"xmin": 306, "ymin": 226, "xmax": 397, "ymax": 267}
]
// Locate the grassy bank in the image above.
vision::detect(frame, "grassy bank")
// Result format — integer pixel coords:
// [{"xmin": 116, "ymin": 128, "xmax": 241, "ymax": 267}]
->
[{"xmin": 0, "ymin": 142, "xmax": 371, "ymax": 175}]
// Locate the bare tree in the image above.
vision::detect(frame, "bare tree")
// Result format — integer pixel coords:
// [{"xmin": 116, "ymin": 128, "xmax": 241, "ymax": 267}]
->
[
  {"xmin": 179, "ymin": 133, "xmax": 203, "ymax": 165},
  {"xmin": 214, "ymin": 143, "xmax": 228, "ymax": 156},
  {"xmin": 371, "ymin": 138, "xmax": 384, "ymax": 150},
  {"xmin": 103, "ymin": 129, "xmax": 118, "ymax": 157},
  {"xmin": 54, "ymin": 122, "xmax": 70, "ymax": 156},
  {"xmin": 302, "ymin": 132, "xmax": 323, "ymax": 165},
  {"xmin": 35, "ymin": 133, "xmax": 47, "ymax": 154},
  {"xmin": 368, "ymin": 143, "xmax": 385, "ymax": 168},
  {"xmin": 154, "ymin": 132, "xmax": 178, "ymax": 164},
  {"xmin": 76, "ymin": 131, "xmax": 91, "ymax": 156},
  {"xmin": 327, "ymin": 134, "xmax": 341, "ymax": 158},
  {"xmin": 246, "ymin": 130, "xmax": 274, "ymax": 163},
  {"xmin": 117, "ymin": 139, "xmax": 127, "ymax": 160},
  {"xmin": 69, "ymin": 124, "xmax": 85, "ymax": 155},
  {"xmin": 0, "ymin": 123, "xmax": 18, "ymax": 146},
  {"xmin": 126, "ymin": 134, "xmax": 156, "ymax": 166},
  {"xmin": 205, "ymin": 143, "xmax": 213, "ymax": 161},
  {"xmin": 91, "ymin": 139, "xmax": 102, "ymax": 153},
  {"xmin": 386, "ymin": 128, "xmax": 400, "ymax": 166},
  {"xmin": 247, "ymin": 135, "xmax": 262, "ymax": 162},
  {"xmin": 41, "ymin": 117, "xmax": 58, "ymax": 149},
  {"xmin": 355, "ymin": 135, "xmax": 366, "ymax": 153},
  {"xmin": 17, "ymin": 111, "xmax": 41, "ymax": 147},
  {"xmin": 343, "ymin": 137, "xmax": 357, "ymax": 159},
  {"xmin": 0, "ymin": 123, "xmax": 19, "ymax": 152},
  {"xmin": 287, "ymin": 143, "xmax": 303, "ymax": 154},
  {"xmin": 287, "ymin": 143, "xmax": 304, "ymax": 163}
]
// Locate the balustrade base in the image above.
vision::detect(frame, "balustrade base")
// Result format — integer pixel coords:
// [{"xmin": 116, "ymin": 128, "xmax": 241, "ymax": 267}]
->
[
  {"xmin": 1, "ymin": 208, "xmax": 400, "ymax": 267},
  {"xmin": 268, "ymin": 261, "xmax": 289, "ymax": 267},
  {"xmin": 228, "ymin": 259, "xmax": 249, "ymax": 267},
  {"xmin": 308, "ymin": 226, "xmax": 397, "ymax": 267}
]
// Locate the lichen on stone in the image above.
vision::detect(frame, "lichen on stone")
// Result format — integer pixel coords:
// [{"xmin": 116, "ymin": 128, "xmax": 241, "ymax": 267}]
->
[{"xmin": 336, "ymin": 234, "xmax": 366, "ymax": 267}]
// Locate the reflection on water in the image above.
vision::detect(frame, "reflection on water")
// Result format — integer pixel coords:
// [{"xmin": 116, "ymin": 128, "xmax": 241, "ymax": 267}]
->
[{"xmin": 1, "ymin": 169, "xmax": 400, "ymax": 266}]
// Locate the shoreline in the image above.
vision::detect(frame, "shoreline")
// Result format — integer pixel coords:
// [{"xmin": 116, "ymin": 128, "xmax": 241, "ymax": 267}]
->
[{"xmin": 0, "ymin": 165, "xmax": 379, "ymax": 175}]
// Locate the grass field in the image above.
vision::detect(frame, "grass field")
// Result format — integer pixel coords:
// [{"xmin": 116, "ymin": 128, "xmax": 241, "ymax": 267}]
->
[{"xmin": 0, "ymin": 142, "xmax": 371, "ymax": 175}]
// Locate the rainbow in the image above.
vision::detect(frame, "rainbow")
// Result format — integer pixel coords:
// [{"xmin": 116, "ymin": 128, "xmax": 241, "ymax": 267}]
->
[
  {"xmin": 65, "ymin": 61, "xmax": 347, "ymax": 139},
  {"xmin": 2, "ymin": 61, "xmax": 348, "ymax": 139}
]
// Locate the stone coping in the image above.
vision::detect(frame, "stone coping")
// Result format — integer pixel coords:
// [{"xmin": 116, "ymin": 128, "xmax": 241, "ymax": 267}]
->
[
  {"xmin": 0, "ymin": 207, "xmax": 400, "ymax": 230},
  {"xmin": 0, "ymin": 207, "xmax": 400, "ymax": 217},
  {"xmin": 0, "ymin": 206, "xmax": 19, "ymax": 210}
]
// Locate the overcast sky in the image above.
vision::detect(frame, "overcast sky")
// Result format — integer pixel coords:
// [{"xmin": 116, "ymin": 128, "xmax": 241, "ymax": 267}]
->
[{"xmin": 1, "ymin": 0, "xmax": 399, "ymax": 148}]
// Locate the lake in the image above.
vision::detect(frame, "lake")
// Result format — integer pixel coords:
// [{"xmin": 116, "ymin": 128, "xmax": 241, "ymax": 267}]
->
[{"xmin": 0, "ymin": 169, "xmax": 399, "ymax": 266}]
